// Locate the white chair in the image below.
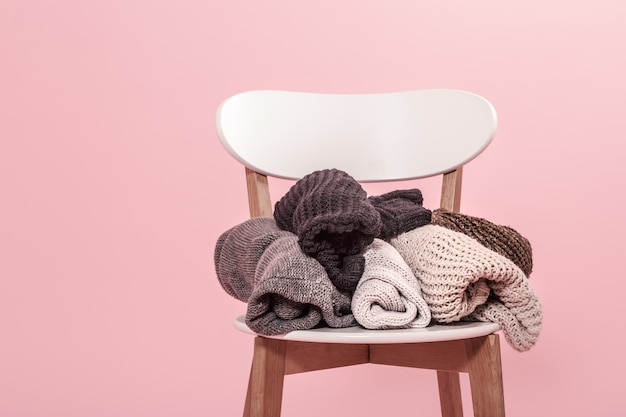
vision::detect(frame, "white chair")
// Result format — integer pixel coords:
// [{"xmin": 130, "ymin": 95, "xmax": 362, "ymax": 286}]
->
[{"xmin": 215, "ymin": 89, "xmax": 504, "ymax": 417}]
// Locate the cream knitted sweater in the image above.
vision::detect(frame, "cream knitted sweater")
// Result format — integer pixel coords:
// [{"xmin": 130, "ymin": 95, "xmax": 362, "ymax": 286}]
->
[
  {"xmin": 352, "ymin": 239, "xmax": 431, "ymax": 329},
  {"xmin": 390, "ymin": 224, "xmax": 542, "ymax": 351}
]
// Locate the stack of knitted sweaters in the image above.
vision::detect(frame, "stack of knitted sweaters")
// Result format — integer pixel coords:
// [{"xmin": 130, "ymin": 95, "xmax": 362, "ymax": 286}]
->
[{"xmin": 214, "ymin": 169, "xmax": 543, "ymax": 352}]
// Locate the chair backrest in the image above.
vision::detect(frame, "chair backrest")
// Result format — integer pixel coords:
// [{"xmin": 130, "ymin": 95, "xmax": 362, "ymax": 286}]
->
[{"xmin": 216, "ymin": 89, "xmax": 497, "ymax": 217}]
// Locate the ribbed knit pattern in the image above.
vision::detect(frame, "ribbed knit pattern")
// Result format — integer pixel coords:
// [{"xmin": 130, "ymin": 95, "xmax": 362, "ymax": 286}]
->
[
  {"xmin": 368, "ymin": 189, "xmax": 432, "ymax": 239},
  {"xmin": 390, "ymin": 224, "xmax": 542, "ymax": 351},
  {"xmin": 214, "ymin": 216, "xmax": 292, "ymax": 302},
  {"xmin": 466, "ymin": 297, "xmax": 542, "ymax": 352},
  {"xmin": 432, "ymin": 208, "xmax": 533, "ymax": 277},
  {"xmin": 273, "ymin": 168, "xmax": 382, "ymax": 292},
  {"xmin": 214, "ymin": 217, "xmax": 356, "ymax": 335},
  {"xmin": 352, "ymin": 239, "xmax": 431, "ymax": 329}
]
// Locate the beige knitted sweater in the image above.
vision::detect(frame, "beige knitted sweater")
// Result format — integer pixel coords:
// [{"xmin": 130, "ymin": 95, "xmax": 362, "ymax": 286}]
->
[
  {"xmin": 390, "ymin": 224, "xmax": 542, "ymax": 351},
  {"xmin": 352, "ymin": 239, "xmax": 431, "ymax": 329}
]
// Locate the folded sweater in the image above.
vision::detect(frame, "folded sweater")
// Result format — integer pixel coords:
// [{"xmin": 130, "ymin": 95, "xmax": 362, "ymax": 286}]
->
[
  {"xmin": 214, "ymin": 217, "xmax": 356, "ymax": 335},
  {"xmin": 390, "ymin": 224, "xmax": 542, "ymax": 351},
  {"xmin": 352, "ymin": 239, "xmax": 431, "ymax": 329}
]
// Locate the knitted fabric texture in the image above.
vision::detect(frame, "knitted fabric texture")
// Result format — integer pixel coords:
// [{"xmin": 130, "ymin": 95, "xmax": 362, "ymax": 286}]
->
[
  {"xmin": 214, "ymin": 216, "xmax": 291, "ymax": 302},
  {"xmin": 214, "ymin": 217, "xmax": 356, "ymax": 335},
  {"xmin": 390, "ymin": 224, "xmax": 542, "ymax": 351},
  {"xmin": 273, "ymin": 168, "xmax": 382, "ymax": 292},
  {"xmin": 352, "ymin": 239, "xmax": 431, "ymax": 329},
  {"xmin": 368, "ymin": 189, "xmax": 432, "ymax": 239},
  {"xmin": 466, "ymin": 297, "xmax": 542, "ymax": 352},
  {"xmin": 432, "ymin": 208, "xmax": 533, "ymax": 277}
]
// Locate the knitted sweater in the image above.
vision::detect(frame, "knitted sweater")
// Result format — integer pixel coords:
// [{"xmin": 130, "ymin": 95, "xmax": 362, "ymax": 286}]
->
[
  {"xmin": 431, "ymin": 208, "xmax": 533, "ymax": 277},
  {"xmin": 367, "ymin": 189, "xmax": 432, "ymax": 240},
  {"xmin": 214, "ymin": 217, "xmax": 356, "ymax": 335},
  {"xmin": 273, "ymin": 169, "xmax": 382, "ymax": 292},
  {"xmin": 352, "ymin": 239, "xmax": 431, "ymax": 329},
  {"xmin": 390, "ymin": 224, "xmax": 542, "ymax": 351}
]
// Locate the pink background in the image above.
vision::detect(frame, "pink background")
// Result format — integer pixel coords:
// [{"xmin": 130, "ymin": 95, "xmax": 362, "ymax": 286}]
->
[{"xmin": 2, "ymin": 1, "xmax": 624, "ymax": 416}]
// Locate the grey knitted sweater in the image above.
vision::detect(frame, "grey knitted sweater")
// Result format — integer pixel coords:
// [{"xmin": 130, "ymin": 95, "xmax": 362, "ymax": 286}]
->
[{"xmin": 214, "ymin": 217, "xmax": 356, "ymax": 335}]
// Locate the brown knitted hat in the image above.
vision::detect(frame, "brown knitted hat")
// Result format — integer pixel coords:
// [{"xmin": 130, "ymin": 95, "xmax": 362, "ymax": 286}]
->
[
  {"xmin": 368, "ymin": 189, "xmax": 432, "ymax": 239},
  {"xmin": 431, "ymin": 208, "xmax": 533, "ymax": 277},
  {"xmin": 273, "ymin": 169, "xmax": 382, "ymax": 292}
]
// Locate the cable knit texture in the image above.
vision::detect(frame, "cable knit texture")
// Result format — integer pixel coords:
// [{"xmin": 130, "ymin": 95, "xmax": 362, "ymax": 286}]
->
[
  {"xmin": 390, "ymin": 224, "xmax": 542, "ymax": 351},
  {"xmin": 352, "ymin": 239, "xmax": 431, "ymax": 329},
  {"xmin": 367, "ymin": 189, "xmax": 432, "ymax": 239},
  {"xmin": 273, "ymin": 168, "xmax": 382, "ymax": 292},
  {"xmin": 214, "ymin": 217, "xmax": 356, "ymax": 335},
  {"xmin": 432, "ymin": 208, "xmax": 533, "ymax": 277}
]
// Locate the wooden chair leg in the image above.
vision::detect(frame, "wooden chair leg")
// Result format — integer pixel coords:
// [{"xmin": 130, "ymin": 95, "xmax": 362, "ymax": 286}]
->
[
  {"xmin": 437, "ymin": 371, "xmax": 464, "ymax": 417},
  {"xmin": 243, "ymin": 337, "xmax": 288, "ymax": 417},
  {"xmin": 243, "ymin": 366, "xmax": 253, "ymax": 417},
  {"xmin": 465, "ymin": 335, "xmax": 505, "ymax": 417}
]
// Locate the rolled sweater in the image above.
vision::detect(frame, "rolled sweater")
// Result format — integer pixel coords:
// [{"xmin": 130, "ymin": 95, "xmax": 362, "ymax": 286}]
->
[
  {"xmin": 214, "ymin": 217, "xmax": 356, "ymax": 335},
  {"xmin": 352, "ymin": 239, "xmax": 431, "ymax": 329},
  {"xmin": 390, "ymin": 224, "xmax": 542, "ymax": 351}
]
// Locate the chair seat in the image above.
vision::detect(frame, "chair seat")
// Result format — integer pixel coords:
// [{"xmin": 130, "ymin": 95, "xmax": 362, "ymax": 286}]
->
[{"xmin": 234, "ymin": 315, "xmax": 500, "ymax": 344}]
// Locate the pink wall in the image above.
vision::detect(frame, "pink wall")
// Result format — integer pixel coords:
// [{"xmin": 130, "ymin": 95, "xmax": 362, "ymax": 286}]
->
[{"xmin": 2, "ymin": 1, "xmax": 624, "ymax": 416}]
